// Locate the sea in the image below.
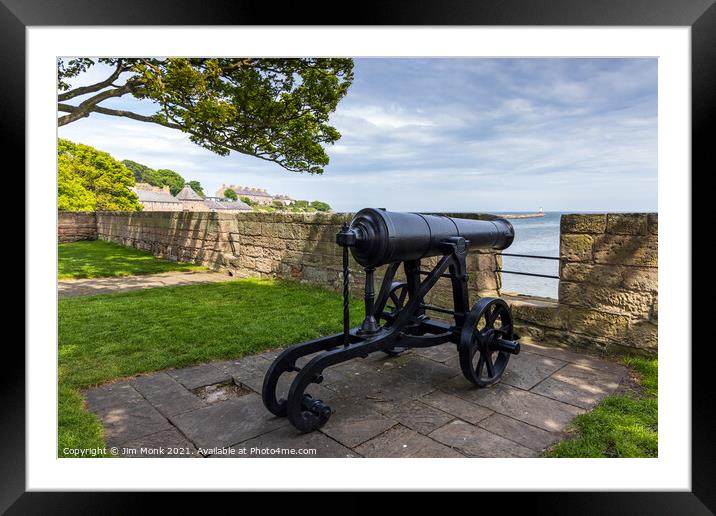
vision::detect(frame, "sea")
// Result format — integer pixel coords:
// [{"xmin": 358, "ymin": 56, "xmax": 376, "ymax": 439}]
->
[{"xmin": 493, "ymin": 212, "xmax": 561, "ymax": 299}]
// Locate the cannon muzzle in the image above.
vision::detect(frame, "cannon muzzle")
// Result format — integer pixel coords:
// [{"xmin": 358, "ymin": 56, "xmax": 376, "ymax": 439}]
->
[{"xmin": 344, "ymin": 208, "xmax": 514, "ymax": 268}]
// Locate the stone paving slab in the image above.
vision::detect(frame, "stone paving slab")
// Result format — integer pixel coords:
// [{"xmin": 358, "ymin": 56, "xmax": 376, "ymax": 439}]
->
[
  {"xmin": 84, "ymin": 382, "xmax": 172, "ymax": 447},
  {"xmin": 388, "ymin": 399, "xmax": 455, "ymax": 435},
  {"xmin": 83, "ymin": 341, "xmax": 629, "ymax": 458},
  {"xmin": 477, "ymin": 413, "xmax": 562, "ymax": 452},
  {"xmin": 355, "ymin": 425, "xmax": 465, "ymax": 458},
  {"xmin": 226, "ymin": 426, "xmax": 358, "ymax": 458},
  {"xmin": 58, "ymin": 271, "xmax": 233, "ymax": 298},
  {"xmin": 120, "ymin": 428, "xmax": 201, "ymax": 457},
  {"xmin": 419, "ymin": 390, "xmax": 494, "ymax": 425},
  {"xmin": 130, "ymin": 373, "xmax": 204, "ymax": 417},
  {"xmin": 429, "ymin": 420, "xmax": 537, "ymax": 458},
  {"xmin": 169, "ymin": 393, "xmax": 287, "ymax": 449},
  {"xmin": 318, "ymin": 397, "xmax": 398, "ymax": 448},
  {"xmin": 167, "ymin": 364, "xmax": 231, "ymax": 390},
  {"xmin": 501, "ymin": 351, "xmax": 568, "ymax": 390}
]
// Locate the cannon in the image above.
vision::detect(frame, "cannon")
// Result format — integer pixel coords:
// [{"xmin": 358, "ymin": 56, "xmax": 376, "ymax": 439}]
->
[{"xmin": 262, "ymin": 208, "xmax": 521, "ymax": 433}]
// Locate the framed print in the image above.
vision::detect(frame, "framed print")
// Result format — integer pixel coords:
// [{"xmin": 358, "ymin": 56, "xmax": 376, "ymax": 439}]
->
[{"xmin": 5, "ymin": 0, "xmax": 712, "ymax": 512}]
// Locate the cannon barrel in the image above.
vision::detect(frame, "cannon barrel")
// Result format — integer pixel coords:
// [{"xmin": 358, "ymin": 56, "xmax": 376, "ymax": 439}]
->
[{"xmin": 347, "ymin": 208, "xmax": 514, "ymax": 268}]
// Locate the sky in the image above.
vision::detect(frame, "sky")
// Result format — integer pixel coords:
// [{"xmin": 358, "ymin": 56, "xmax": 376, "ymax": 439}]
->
[{"xmin": 58, "ymin": 58, "xmax": 657, "ymax": 212}]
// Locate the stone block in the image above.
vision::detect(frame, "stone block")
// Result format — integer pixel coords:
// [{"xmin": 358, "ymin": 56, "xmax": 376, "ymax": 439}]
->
[
  {"xmin": 533, "ymin": 363, "xmax": 624, "ymax": 408},
  {"xmin": 501, "ymin": 350, "xmax": 568, "ymax": 390},
  {"xmin": 388, "ymin": 399, "xmax": 454, "ymax": 434},
  {"xmin": 225, "ymin": 425, "xmax": 358, "ymax": 458},
  {"xmin": 560, "ymin": 214, "xmax": 606, "ymax": 234},
  {"xmin": 413, "ymin": 343, "xmax": 458, "ymax": 364},
  {"xmin": 510, "ymin": 302, "xmax": 567, "ymax": 330},
  {"xmin": 83, "ymin": 382, "xmax": 172, "ymax": 447},
  {"xmin": 625, "ymin": 320, "xmax": 658, "ymax": 349},
  {"xmin": 475, "ymin": 271, "xmax": 499, "ymax": 291},
  {"xmin": 647, "ymin": 213, "xmax": 658, "ymax": 234},
  {"xmin": 477, "ymin": 413, "xmax": 561, "ymax": 452},
  {"xmin": 419, "ymin": 390, "xmax": 493, "ymax": 425},
  {"xmin": 512, "ymin": 323, "xmax": 545, "ymax": 344},
  {"xmin": 560, "ymin": 234, "xmax": 593, "ymax": 262},
  {"xmin": 120, "ymin": 428, "xmax": 201, "ymax": 458},
  {"xmin": 558, "ymin": 281, "xmax": 587, "ymax": 306},
  {"xmin": 560, "ymin": 263, "xmax": 622, "ymax": 287},
  {"xmin": 542, "ymin": 329, "xmax": 614, "ymax": 353},
  {"xmin": 130, "ymin": 372, "xmax": 204, "ymax": 416},
  {"xmin": 476, "ymin": 253, "xmax": 497, "ymax": 270},
  {"xmin": 592, "ymin": 234, "xmax": 657, "ymax": 267},
  {"xmin": 170, "ymin": 394, "xmax": 287, "ymax": 448},
  {"xmin": 567, "ymin": 308, "xmax": 630, "ymax": 339},
  {"xmin": 389, "ymin": 356, "xmax": 459, "ymax": 385},
  {"xmin": 439, "ymin": 382, "xmax": 582, "ymax": 432},
  {"xmin": 606, "ymin": 213, "xmax": 648, "ymax": 235},
  {"xmin": 325, "ymin": 369, "xmax": 435, "ymax": 414},
  {"xmin": 429, "ymin": 420, "xmax": 536, "ymax": 457},
  {"xmin": 355, "ymin": 424, "xmax": 465, "ymax": 458},
  {"xmin": 621, "ymin": 267, "xmax": 658, "ymax": 293},
  {"xmin": 167, "ymin": 364, "xmax": 231, "ymax": 390},
  {"xmin": 318, "ymin": 397, "xmax": 397, "ymax": 448}
]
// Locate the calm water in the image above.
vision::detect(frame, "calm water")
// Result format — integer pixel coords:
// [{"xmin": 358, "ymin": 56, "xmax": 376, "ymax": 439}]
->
[{"xmin": 495, "ymin": 212, "xmax": 561, "ymax": 299}]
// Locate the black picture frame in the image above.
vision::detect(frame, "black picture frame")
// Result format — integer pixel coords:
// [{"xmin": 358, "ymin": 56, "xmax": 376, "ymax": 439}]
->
[{"xmin": 5, "ymin": 0, "xmax": 710, "ymax": 512}]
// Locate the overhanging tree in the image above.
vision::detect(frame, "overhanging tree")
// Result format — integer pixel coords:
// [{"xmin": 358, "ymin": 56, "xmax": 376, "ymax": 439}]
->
[{"xmin": 58, "ymin": 58, "xmax": 354, "ymax": 174}]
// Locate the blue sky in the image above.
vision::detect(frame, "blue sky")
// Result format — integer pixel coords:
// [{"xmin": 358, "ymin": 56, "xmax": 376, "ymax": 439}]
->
[{"xmin": 58, "ymin": 58, "xmax": 657, "ymax": 212}]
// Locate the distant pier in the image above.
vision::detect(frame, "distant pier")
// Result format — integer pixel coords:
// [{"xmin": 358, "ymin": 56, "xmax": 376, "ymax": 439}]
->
[{"xmin": 497, "ymin": 212, "xmax": 545, "ymax": 219}]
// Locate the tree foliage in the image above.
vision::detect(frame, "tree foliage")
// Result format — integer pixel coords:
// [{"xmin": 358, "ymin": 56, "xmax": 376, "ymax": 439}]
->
[
  {"xmin": 154, "ymin": 169, "xmax": 185, "ymax": 196},
  {"xmin": 310, "ymin": 200, "xmax": 331, "ymax": 212},
  {"xmin": 187, "ymin": 180, "xmax": 204, "ymax": 198},
  {"xmin": 122, "ymin": 159, "xmax": 157, "ymax": 184},
  {"xmin": 58, "ymin": 139, "xmax": 141, "ymax": 211},
  {"xmin": 121, "ymin": 159, "xmax": 198, "ymax": 196},
  {"xmin": 223, "ymin": 189, "xmax": 238, "ymax": 201},
  {"xmin": 58, "ymin": 58, "xmax": 354, "ymax": 174}
]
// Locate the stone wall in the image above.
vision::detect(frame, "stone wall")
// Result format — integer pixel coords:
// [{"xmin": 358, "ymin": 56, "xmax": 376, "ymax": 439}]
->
[
  {"xmin": 92, "ymin": 211, "xmax": 503, "ymax": 309},
  {"xmin": 58, "ymin": 212, "xmax": 97, "ymax": 242},
  {"xmin": 60, "ymin": 211, "xmax": 658, "ymax": 354},
  {"xmin": 510, "ymin": 213, "xmax": 657, "ymax": 354}
]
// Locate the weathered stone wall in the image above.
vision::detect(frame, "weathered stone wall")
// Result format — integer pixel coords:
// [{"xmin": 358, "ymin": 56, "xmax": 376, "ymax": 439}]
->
[
  {"xmin": 510, "ymin": 213, "xmax": 657, "ymax": 354},
  {"xmin": 58, "ymin": 212, "xmax": 97, "ymax": 242},
  {"xmin": 92, "ymin": 211, "xmax": 503, "ymax": 309},
  {"xmin": 60, "ymin": 211, "xmax": 658, "ymax": 354}
]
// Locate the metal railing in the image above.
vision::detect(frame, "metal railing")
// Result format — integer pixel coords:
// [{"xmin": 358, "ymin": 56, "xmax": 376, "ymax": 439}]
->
[{"xmin": 496, "ymin": 252, "xmax": 560, "ymax": 280}]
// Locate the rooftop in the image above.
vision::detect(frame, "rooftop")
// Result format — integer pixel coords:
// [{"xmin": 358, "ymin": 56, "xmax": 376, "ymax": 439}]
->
[
  {"xmin": 131, "ymin": 188, "xmax": 180, "ymax": 204},
  {"xmin": 176, "ymin": 184, "xmax": 203, "ymax": 201}
]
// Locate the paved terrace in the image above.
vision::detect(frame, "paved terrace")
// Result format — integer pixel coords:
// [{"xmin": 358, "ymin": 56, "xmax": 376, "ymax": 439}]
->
[{"xmin": 84, "ymin": 341, "xmax": 628, "ymax": 458}]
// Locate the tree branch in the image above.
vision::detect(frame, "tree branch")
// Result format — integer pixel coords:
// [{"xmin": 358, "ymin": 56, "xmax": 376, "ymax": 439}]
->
[
  {"xmin": 57, "ymin": 84, "xmax": 134, "ymax": 126},
  {"xmin": 57, "ymin": 60, "xmax": 127, "ymax": 102}
]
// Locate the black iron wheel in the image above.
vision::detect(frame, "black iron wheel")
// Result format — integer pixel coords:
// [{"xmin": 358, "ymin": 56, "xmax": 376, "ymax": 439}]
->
[
  {"xmin": 378, "ymin": 281, "xmax": 409, "ymax": 356},
  {"xmin": 458, "ymin": 297, "xmax": 515, "ymax": 387}
]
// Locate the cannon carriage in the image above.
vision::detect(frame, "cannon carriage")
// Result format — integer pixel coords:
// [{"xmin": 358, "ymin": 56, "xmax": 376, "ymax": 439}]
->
[{"xmin": 262, "ymin": 208, "xmax": 522, "ymax": 433}]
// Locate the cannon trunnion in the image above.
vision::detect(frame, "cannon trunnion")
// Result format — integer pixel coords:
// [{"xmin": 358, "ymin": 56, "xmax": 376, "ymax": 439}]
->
[{"xmin": 262, "ymin": 209, "xmax": 521, "ymax": 433}]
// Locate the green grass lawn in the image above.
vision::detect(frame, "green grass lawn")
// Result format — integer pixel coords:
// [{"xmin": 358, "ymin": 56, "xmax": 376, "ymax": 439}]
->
[
  {"xmin": 58, "ymin": 278, "xmax": 363, "ymax": 457},
  {"xmin": 545, "ymin": 356, "xmax": 658, "ymax": 458},
  {"xmin": 58, "ymin": 240, "xmax": 206, "ymax": 280}
]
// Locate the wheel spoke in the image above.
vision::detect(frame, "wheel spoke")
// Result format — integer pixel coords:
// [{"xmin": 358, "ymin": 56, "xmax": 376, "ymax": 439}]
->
[
  {"xmin": 475, "ymin": 354, "xmax": 485, "ymax": 378},
  {"xmin": 486, "ymin": 305, "xmax": 498, "ymax": 327},
  {"xmin": 397, "ymin": 287, "xmax": 408, "ymax": 306},
  {"xmin": 389, "ymin": 291, "xmax": 399, "ymax": 305},
  {"xmin": 485, "ymin": 352, "xmax": 495, "ymax": 377}
]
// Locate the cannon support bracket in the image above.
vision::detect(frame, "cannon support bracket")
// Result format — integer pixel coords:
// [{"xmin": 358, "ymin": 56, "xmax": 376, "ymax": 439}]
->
[{"xmin": 262, "ymin": 211, "xmax": 520, "ymax": 433}]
